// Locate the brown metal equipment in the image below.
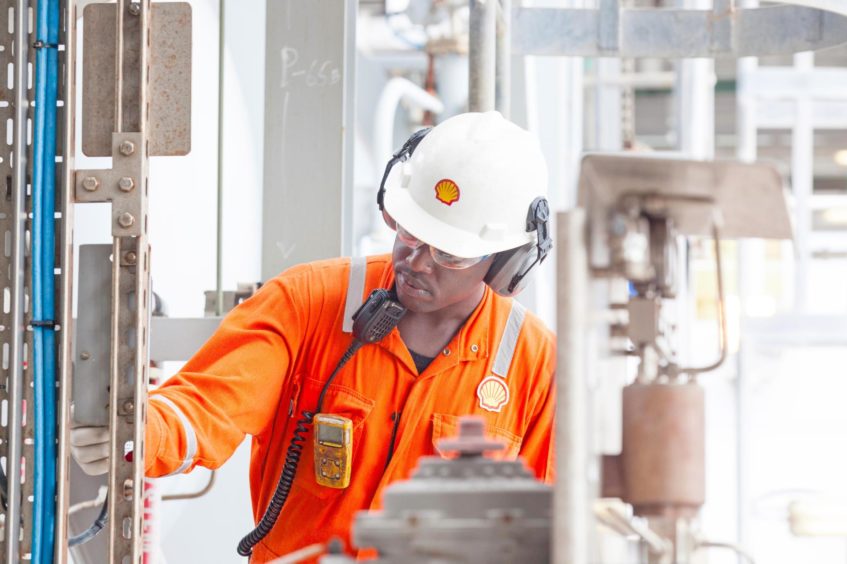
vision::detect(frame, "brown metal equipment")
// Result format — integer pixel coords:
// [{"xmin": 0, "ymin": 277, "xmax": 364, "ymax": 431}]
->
[{"xmin": 620, "ymin": 382, "xmax": 705, "ymax": 519}]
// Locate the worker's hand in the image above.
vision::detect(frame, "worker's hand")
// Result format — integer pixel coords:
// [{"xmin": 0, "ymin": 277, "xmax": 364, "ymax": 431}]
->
[{"xmin": 70, "ymin": 425, "xmax": 110, "ymax": 476}]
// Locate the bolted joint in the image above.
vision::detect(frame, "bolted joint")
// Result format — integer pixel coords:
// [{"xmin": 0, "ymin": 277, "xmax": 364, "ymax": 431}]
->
[
  {"xmin": 119, "ymin": 140, "xmax": 136, "ymax": 156},
  {"xmin": 124, "ymin": 251, "xmax": 138, "ymax": 265},
  {"xmin": 128, "ymin": 3, "xmax": 141, "ymax": 16},
  {"xmin": 118, "ymin": 212, "xmax": 135, "ymax": 228},
  {"xmin": 118, "ymin": 177, "xmax": 135, "ymax": 192},
  {"xmin": 82, "ymin": 176, "xmax": 100, "ymax": 191}
]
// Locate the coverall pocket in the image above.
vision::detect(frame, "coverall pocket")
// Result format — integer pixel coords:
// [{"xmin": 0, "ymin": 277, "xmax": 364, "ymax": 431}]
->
[
  {"xmin": 292, "ymin": 378, "xmax": 375, "ymax": 500},
  {"xmin": 431, "ymin": 413, "xmax": 523, "ymax": 461}
]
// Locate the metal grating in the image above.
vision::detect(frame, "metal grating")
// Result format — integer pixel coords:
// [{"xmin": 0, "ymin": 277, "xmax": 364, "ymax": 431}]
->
[{"xmin": 0, "ymin": 0, "xmax": 37, "ymax": 559}]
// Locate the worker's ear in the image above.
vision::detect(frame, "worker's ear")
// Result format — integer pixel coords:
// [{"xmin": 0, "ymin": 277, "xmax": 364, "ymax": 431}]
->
[{"xmin": 382, "ymin": 210, "xmax": 397, "ymax": 231}]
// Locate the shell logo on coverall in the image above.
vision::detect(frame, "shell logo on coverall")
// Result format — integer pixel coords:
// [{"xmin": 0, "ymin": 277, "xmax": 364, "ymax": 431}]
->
[
  {"xmin": 434, "ymin": 179, "xmax": 461, "ymax": 206},
  {"xmin": 477, "ymin": 376, "xmax": 510, "ymax": 412}
]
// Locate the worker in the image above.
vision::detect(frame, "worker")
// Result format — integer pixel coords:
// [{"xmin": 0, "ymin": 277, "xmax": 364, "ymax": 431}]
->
[{"xmin": 70, "ymin": 111, "xmax": 556, "ymax": 562}]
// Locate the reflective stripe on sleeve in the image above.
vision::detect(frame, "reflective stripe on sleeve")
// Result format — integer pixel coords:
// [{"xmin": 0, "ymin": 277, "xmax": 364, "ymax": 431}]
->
[
  {"xmin": 342, "ymin": 256, "xmax": 367, "ymax": 333},
  {"xmin": 150, "ymin": 396, "xmax": 198, "ymax": 476},
  {"xmin": 491, "ymin": 300, "xmax": 527, "ymax": 379}
]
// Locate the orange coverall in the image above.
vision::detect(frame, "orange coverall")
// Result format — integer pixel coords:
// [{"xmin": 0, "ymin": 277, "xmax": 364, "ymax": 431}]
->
[{"xmin": 145, "ymin": 255, "xmax": 556, "ymax": 562}]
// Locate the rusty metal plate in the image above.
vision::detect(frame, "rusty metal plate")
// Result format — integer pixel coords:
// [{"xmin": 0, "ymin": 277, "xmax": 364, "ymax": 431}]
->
[
  {"xmin": 82, "ymin": 2, "xmax": 192, "ymax": 156},
  {"xmin": 577, "ymin": 153, "xmax": 794, "ymax": 240}
]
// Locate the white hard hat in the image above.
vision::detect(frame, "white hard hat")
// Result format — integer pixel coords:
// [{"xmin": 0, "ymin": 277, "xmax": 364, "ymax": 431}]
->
[{"xmin": 382, "ymin": 112, "xmax": 549, "ymax": 259}]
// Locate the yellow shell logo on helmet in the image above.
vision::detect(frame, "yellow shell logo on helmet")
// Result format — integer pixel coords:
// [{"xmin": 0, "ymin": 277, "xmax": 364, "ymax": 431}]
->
[
  {"xmin": 476, "ymin": 376, "xmax": 510, "ymax": 413},
  {"xmin": 434, "ymin": 179, "xmax": 460, "ymax": 206}
]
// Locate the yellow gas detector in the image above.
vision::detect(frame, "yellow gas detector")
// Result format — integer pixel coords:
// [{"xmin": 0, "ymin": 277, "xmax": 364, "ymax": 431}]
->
[{"xmin": 313, "ymin": 414, "xmax": 353, "ymax": 488}]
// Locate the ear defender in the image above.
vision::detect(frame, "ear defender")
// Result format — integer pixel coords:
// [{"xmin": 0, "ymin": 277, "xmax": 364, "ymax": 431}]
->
[{"xmin": 484, "ymin": 197, "xmax": 552, "ymax": 297}]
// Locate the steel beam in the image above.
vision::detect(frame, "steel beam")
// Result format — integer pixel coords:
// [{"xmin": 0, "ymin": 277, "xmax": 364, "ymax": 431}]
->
[
  {"xmin": 512, "ymin": 3, "xmax": 847, "ymax": 58},
  {"xmin": 105, "ymin": 1, "xmax": 151, "ymax": 558}
]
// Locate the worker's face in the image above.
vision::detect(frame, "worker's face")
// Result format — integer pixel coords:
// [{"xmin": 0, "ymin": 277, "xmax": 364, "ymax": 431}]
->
[{"xmin": 392, "ymin": 237, "xmax": 492, "ymax": 314}]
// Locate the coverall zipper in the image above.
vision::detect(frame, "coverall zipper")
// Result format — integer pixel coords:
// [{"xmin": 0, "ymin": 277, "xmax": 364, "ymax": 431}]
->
[{"xmin": 384, "ymin": 411, "xmax": 402, "ymax": 470}]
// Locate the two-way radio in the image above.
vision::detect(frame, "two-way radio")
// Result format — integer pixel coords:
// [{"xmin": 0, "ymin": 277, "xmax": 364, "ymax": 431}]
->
[{"xmin": 237, "ymin": 288, "xmax": 406, "ymax": 557}]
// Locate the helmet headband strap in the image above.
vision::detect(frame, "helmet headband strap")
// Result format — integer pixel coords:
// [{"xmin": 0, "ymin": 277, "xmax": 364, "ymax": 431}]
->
[{"xmin": 377, "ymin": 127, "xmax": 432, "ymax": 211}]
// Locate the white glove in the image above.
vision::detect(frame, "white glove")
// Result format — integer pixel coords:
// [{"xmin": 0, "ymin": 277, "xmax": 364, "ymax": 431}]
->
[{"xmin": 70, "ymin": 426, "xmax": 110, "ymax": 476}]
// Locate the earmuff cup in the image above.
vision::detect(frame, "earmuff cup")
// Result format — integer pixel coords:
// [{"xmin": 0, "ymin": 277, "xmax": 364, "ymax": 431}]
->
[{"xmin": 484, "ymin": 242, "xmax": 539, "ymax": 298}]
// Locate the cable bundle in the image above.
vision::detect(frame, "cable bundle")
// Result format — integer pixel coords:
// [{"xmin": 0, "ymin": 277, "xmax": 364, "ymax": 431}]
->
[{"xmin": 31, "ymin": 0, "xmax": 61, "ymax": 560}]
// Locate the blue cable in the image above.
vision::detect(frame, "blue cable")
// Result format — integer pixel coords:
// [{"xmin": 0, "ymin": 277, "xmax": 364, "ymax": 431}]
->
[{"xmin": 31, "ymin": 0, "xmax": 60, "ymax": 560}]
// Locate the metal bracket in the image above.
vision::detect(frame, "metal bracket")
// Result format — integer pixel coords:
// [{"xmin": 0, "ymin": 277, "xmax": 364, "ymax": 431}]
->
[
  {"xmin": 75, "ymin": 132, "xmax": 147, "ymax": 237},
  {"xmin": 73, "ymin": 245, "xmax": 113, "ymax": 427},
  {"xmin": 513, "ymin": 1, "xmax": 847, "ymax": 58}
]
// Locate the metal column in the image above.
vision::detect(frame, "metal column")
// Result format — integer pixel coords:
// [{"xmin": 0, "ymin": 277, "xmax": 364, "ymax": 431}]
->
[
  {"xmin": 495, "ymin": 0, "xmax": 511, "ymax": 116},
  {"xmin": 261, "ymin": 0, "xmax": 356, "ymax": 279},
  {"xmin": 469, "ymin": 0, "xmax": 496, "ymax": 111},
  {"xmin": 554, "ymin": 209, "xmax": 590, "ymax": 564},
  {"xmin": 675, "ymin": 0, "xmax": 715, "ymax": 160}
]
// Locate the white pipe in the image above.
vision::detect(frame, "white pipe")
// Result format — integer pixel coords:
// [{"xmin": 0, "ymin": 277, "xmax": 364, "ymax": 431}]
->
[
  {"xmin": 584, "ymin": 71, "xmax": 677, "ymax": 89},
  {"xmin": 374, "ymin": 77, "xmax": 444, "ymax": 167},
  {"xmin": 361, "ymin": 78, "xmax": 444, "ymax": 254},
  {"xmin": 69, "ymin": 487, "xmax": 109, "ymax": 516},
  {"xmin": 601, "ymin": 506, "xmax": 672, "ymax": 556}
]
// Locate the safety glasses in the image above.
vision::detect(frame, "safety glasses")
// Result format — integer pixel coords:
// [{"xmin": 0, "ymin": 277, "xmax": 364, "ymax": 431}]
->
[{"xmin": 395, "ymin": 224, "xmax": 489, "ymax": 270}]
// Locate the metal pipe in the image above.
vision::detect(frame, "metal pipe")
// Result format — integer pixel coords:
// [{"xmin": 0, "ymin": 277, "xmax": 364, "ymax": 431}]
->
[
  {"xmin": 469, "ymin": 0, "xmax": 496, "ymax": 111},
  {"xmin": 554, "ymin": 209, "xmax": 589, "ymax": 564},
  {"xmin": 162, "ymin": 469, "xmax": 217, "ymax": 502},
  {"xmin": 675, "ymin": 223, "xmax": 728, "ymax": 377},
  {"xmin": 696, "ymin": 540, "xmax": 757, "ymax": 564},
  {"xmin": 495, "ymin": 0, "xmax": 511, "ymax": 117},
  {"xmin": 216, "ymin": 0, "xmax": 225, "ymax": 316},
  {"xmin": 603, "ymin": 506, "xmax": 672, "ymax": 556},
  {"xmin": 792, "ymin": 51, "xmax": 814, "ymax": 312},
  {"xmin": 54, "ymin": 0, "xmax": 77, "ymax": 560},
  {"xmin": 5, "ymin": 0, "xmax": 30, "ymax": 560},
  {"xmin": 735, "ymin": 1, "xmax": 758, "ymax": 557}
]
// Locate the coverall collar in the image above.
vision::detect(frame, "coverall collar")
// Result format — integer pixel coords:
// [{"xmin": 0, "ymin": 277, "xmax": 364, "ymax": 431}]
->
[{"xmin": 377, "ymin": 262, "xmax": 492, "ymax": 376}]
